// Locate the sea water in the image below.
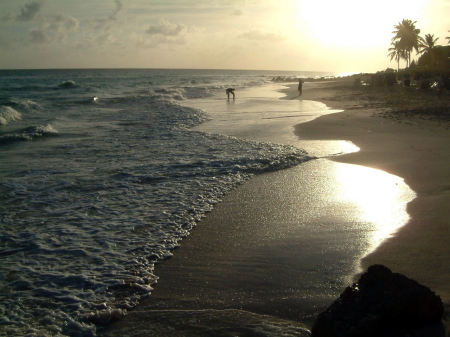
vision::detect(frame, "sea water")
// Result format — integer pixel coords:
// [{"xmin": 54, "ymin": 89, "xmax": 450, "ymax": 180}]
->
[{"xmin": 0, "ymin": 69, "xmax": 329, "ymax": 336}]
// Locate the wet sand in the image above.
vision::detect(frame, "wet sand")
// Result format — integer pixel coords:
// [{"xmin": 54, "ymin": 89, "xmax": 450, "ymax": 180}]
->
[{"xmin": 102, "ymin": 80, "xmax": 449, "ymax": 336}]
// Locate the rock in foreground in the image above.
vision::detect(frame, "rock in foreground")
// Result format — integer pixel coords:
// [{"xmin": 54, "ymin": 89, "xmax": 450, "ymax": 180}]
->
[{"xmin": 312, "ymin": 264, "xmax": 444, "ymax": 337}]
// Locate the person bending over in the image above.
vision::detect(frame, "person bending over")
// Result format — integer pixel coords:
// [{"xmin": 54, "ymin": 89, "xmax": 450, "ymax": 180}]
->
[{"xmin": 226, "ymin": 88, "xmax": 235, "ymax": 99}]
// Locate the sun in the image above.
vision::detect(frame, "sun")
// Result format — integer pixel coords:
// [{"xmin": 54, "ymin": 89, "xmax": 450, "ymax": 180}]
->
[{"xmin": 297, "ymin": 0, "xmax": 426, "ymax": 48}]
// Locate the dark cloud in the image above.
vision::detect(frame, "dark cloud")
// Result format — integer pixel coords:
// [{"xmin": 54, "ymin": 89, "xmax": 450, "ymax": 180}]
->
[
  {"xmin": 139, "ymin": 20, "xmax": 188, "ymax": 48},
  {"xmin": 146, "ymin": 20, "xmax": 186, "ymax": 36},
  {"xmin": 16, "ymin": 1, "xmax": 43, "ymax": 22},
  {"xmin": 238, "ymin": 30, "xmax": 284, "ymax": 41},
  {"xmin": 30, "ymin": 29, "xmax": 48, "ymax": 44},
  {"xmin": 48, "ymin": 14, "xmax": 79, "ymax": 32},
  {"xmin": 29, "ymin": 15, "xmax": 79, "ymax": 44},
  {"xmin": 95, "ymin": 0, "xmax": 123, "ymax": 29},
  {"xmin": 109, "ymin": 0, "xmax": 123, "ymax": 20}
]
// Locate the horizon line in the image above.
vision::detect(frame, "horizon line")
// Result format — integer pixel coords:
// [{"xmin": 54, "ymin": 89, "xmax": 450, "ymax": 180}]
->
[{"xmin": 0, "ymin": 66, "xmax": 335, "ymax": 73}]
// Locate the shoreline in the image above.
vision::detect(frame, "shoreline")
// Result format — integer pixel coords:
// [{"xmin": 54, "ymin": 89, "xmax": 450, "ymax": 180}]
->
[{"xmin": 102, "ymin": 79, "xmax": 449, "ymax": 336}]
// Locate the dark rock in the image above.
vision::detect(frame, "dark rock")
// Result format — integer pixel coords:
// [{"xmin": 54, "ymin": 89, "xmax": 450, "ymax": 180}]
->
[{"xmin": 311, "ymin": 265, "xmax": 445, "ymax": 337}]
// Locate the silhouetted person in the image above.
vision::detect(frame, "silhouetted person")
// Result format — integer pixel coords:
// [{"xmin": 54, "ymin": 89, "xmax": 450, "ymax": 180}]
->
[
  {"xmin": 298, "ymin": 79, "xmax": 303, "ymax": 96},
  {"xmin": 226, "ymin": 88, "xmax": 235, "ymax": 100},
  {"xmin": 403, "ymin": 73, "xmax": 411, "ymax": 87}
]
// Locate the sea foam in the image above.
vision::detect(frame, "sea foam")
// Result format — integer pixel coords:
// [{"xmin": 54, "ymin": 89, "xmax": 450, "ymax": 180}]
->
[{"xmin": 0, "ymin": 106, "xmax": 22, "ymax": 125}]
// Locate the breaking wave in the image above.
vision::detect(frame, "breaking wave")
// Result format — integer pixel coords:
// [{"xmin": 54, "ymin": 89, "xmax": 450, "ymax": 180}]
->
[
  {"xmin": 58, "ymin": 80, "xmax": 78, "ymax": 89},
  {"xmin": 0, "ymin": 106, "xmax": 22, "ymax": 126},
  {"xmin": 0, "ymin": 124, "xmax": 58, "ymax": 145}
]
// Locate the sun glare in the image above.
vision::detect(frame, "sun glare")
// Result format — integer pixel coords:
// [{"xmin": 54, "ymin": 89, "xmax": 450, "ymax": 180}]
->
[
  {"xmin": 335, "ymin": 164, "xmax": 416, "ymax": 250},
  {"xmin": 297, "ymin": 0, "xmax": 427, "ymax": 48}
]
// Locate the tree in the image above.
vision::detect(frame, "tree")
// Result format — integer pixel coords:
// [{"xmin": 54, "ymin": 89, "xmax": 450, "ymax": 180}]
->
[
  {"xmin": 391, "ymin": 19, "xmax": 421, "ymax": 67},
  {"xmin": 419, "ymin": 34, "xmax": 439, "ymax": 54},
  {"xmin": 388, "ymin": 40, "xmax": 405, "ymax": 72},
  {"xmin": 418, "ymin": 33, "xmax": 439, "ymax": 67}
]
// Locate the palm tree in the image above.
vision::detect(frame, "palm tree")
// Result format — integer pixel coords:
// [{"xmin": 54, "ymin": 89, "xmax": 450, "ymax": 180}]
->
[
  {"xmin": 419, "ymin": 33, "xmax": 439, "ymax": 67},
  {"xmin": 391, "ymin": 19, "xmax": 421, "ymax": 67},
  {"xmin": 388, "ymin": 41, "xmax": 404, "ymax": 72},
  {"xmin": 419, "ymin": 34, "xmax": 439, "ymax": 54}
]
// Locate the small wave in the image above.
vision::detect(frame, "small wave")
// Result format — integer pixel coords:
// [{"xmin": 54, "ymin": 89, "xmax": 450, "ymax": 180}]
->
[
  {"xmin": 8, "ymin": 97, "xmax": 41, "ymax": 111},
  {"xmin": 182, "ymin": 86, "xmax": 215, "ymax": 99},
  {"xmin": 148, "ymin": 86, "xmax": 217, "ymax": 101},
  {"xmin": 149, "ymin": 87, "xmax": 185, "ymax": 101},
  {"xmin": 0, "ymin": 106, "xmax": 22, "ymax": 126},
  {"xmin": 0, "ymin": 124, "xmax": 58, "ymax": 145},
  {"xmin": 58, "ymin": 80, "xmax": 78, "ymax": 89}
]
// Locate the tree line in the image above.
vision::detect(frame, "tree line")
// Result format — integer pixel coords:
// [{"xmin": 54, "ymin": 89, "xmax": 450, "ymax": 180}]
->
[{"xmin": 388, "ymin": 19, "xmax": 449, "ymax": 73}]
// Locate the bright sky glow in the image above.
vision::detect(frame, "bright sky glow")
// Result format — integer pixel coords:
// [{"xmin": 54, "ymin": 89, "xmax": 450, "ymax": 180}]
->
[
  {"xmin": 297, "ymin": 0, "xmax": 427, "ymax": 48},
  {"xmin": 0, "ymin": 0, "xmax": 448, "ymax": 72}
]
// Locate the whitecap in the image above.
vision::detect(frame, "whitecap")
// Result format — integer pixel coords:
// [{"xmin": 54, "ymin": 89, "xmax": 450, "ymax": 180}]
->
[
  {"xmin": 0, "ymin": 124, "xmax": 58, "ymax": 145},
  {"xmin": 34, "ymin": 123, "xmax": 58, "ymax": 136},
  {"xmin": 58, "ymin": 80, "xmax": 77, "ymax": 89},
  {"xmin": 0, "ymin": 106, "xmax": 22, "ymax": 125},
  {"xmin": 9, "ymin": 97, "xmax": 41, "ymax": 111}
]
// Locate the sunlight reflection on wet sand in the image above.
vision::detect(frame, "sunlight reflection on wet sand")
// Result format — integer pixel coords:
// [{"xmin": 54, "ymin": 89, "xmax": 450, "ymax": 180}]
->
[{"xmin": 332, "ymin": 163, "xmax": 415, "ymax": 256}]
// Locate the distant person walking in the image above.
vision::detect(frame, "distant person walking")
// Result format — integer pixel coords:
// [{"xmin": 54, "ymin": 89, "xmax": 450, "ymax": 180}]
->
[
  {"xmin": 226, "ymin": 88, "xmax": 235, "ymax": 100},
  {"xmin": 298, "ymin": 79, "xmax": 303, "ymax": 96}
]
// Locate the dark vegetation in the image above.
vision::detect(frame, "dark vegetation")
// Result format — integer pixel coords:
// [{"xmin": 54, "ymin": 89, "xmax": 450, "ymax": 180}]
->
[{"xmin": 387, "ymin": 19, "xmax": 450, "ymax": 90}]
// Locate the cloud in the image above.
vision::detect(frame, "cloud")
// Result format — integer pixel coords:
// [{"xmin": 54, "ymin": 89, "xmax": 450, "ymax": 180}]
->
[
  {"xmin": 238, "ymin": 29, "xmax": 284, "ymax": 42},
  {"xmin": 95, "ymin": 32, "xmax": 117, "ymax": 45},
  {"xmin": 232, "ymin": 9, "xmax": 243, "ymax": 16},
  {"xmin": 96, "ymin": 0, "xmax": 123, "ymax": 29},
  {"xmin": 138, "ymin": 20, "xmax": 188, "ymax": 48},
  {"xmin": 29, "ymin": 14, "xmax": 79, "ymax": 44},
  {"xmin": 109, "ymin": 0, "xmax": 123, "ymax": 20},
  {"xmin": 146, "ymin": 20, "xmax": 186, "ymax": 37},
  {"xmin": 16, "ymin": 1, "xmax": 43, "ymax": 22},
  {"xmin": 47, "ymin": 14, "xmax": 79, "ymax": 32},
  {"xmin": 138, "ymin": 34, "xmax": 186, "ymax": 48},
  {"xmin": 30, "ymin": 29, "xmax": 48, "ymax": 44}
]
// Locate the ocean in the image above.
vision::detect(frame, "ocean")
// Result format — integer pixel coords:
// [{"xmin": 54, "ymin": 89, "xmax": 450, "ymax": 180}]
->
[{"xmin": 0, "ymin": 68, "xmax": 331, "ymax": 336}]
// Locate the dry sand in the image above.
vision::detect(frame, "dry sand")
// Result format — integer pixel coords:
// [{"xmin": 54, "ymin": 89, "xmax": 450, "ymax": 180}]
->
[{"xmin": 102, "ymin": 79, "xmax": 449, "ymax": 336}]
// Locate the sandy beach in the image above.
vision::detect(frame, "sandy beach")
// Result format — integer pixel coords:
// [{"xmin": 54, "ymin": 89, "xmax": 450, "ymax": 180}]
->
[
  {"xmin": 102, "ymin": 79, "xmax": 449, "ymax": 336},
  {"xmin": 292, "ymin": 78, "xmax": 450, "ymax": 300}
]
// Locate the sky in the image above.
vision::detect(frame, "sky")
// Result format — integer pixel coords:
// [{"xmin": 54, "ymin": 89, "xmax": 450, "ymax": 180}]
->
[{"xmin": 0, "ymin": 0, "xmax": 448, "ymax": 72}]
